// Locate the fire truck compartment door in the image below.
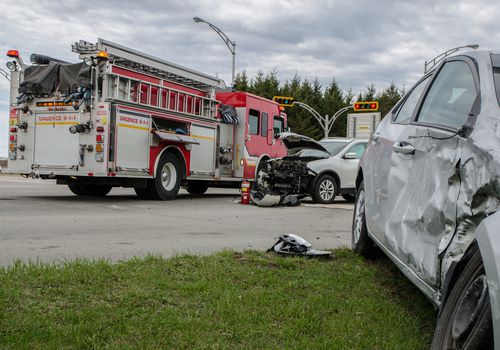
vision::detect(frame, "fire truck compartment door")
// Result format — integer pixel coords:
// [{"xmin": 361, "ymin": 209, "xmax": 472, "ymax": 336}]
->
[
  {"xmin": 153, "ymin": 130, "xmax": 199, "ymax": 145},
  {"xmin": 34, "ymin": 113, "xmax": 79, "ymax": 167},
  {"xmin": 116, "ymin": 110, "xmax": 151, "ymax": 171},
  {"xmin": 190, "ymin": 125, "xmax": 216, "ymax": 175}
]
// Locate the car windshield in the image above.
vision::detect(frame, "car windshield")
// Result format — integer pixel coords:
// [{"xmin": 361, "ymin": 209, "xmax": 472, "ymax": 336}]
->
[
  {"xmin": 293, "ymin": 149, "xmax": 330, "ymax": 158},
  {"xmin": 319, "ymin": 141, "xmax": 349, "ymax": 156},
  {"xmin": 492, "ymin": 54, "xmax": 500, "ymax": 106}
]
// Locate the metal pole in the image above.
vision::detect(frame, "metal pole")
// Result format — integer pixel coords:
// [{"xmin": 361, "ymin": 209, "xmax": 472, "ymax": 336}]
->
[
  {"xmin": 231, "ymin": 44, "xmax": 236, "ymax": 87},
  {"xmin": 327, "ymin": 105, "xmax": 353, "ymax": 135},
  {"xmin": 194, "ymin": 17, "xmax": 236, "ymax": 88},
  {"xmin": 324, "ymin": 115, "xmax": 329, "ymax": 138}
]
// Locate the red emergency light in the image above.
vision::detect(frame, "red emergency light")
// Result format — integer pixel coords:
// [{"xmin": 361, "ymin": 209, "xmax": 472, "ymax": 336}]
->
[{"xmin": 7, "ymin": 50, "xmax": 19, "ymax": 58}]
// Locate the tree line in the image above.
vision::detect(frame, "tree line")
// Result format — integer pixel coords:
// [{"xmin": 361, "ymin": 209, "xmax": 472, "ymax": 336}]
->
[{"xmin": 233, "ymin": 70, "xmax": 405, "ymax": 140}]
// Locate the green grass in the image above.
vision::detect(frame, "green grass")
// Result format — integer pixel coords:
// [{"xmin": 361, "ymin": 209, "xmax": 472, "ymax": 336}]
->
[{"xmin": 0, "ymin": 249, "xmax": 436, "ymax": 349}]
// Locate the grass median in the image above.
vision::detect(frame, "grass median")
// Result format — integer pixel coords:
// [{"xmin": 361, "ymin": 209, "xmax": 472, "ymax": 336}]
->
[{"xmin": 0, "ymin": 249, "xmax": 436, "ymax": 349}]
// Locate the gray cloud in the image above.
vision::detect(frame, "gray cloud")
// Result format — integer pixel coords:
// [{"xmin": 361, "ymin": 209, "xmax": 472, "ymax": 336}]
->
[{"xmin": 1, "ymin": 0, "xmax": 499, "ymax": 156}]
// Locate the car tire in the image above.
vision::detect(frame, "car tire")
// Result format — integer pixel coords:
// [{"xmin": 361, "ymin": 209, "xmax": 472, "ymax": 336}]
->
[
  {"xmin": 342, "ymin": 193, "xmax": 356, "ymax": 202},
  {"xmin": 79, "ymin": 184, "xmax": 112, "ymax": 196},
  {"xmin": 312, "ymin": 174, "xmax": 337, "ymax": 204},
  {"xmin": 68, "ymin": 183, "xmax": 84, "ymax": 196},
  {"xmin": 186, "ymin": 181, "xmax": 209, "ymax": 195},
  {"xmin": 147, "ymin": 153, "xmax": 182, "ymax": 200},
  {"xmin": 351, "ymin": 181, "xmax": 379, "ymax": 258},
  {"xmin": 134, "ymin": 187, "xmax": 151, "ymax": 199},
  {"xmin": 253, "ymin": 160, "xmax": 268, "ymax": 191},
  {"xmin": 431, "ymin": 250, "xmax": 493, "ymax": 350}
]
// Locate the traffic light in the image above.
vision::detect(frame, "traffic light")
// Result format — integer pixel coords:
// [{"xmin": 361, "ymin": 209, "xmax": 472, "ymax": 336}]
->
[
  {"xmin": 353, "ymin": 101, "xmax": 379, "ymax": 112},
  {"xmin": 273, "ymin": 96, "xmax": 295, "ymax": 107}
]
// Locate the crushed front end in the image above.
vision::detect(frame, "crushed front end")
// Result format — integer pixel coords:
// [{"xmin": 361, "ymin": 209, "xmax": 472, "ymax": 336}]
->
[{"xmin": 258, "ymin": 155, "xmax": 318, "ymax": 196}]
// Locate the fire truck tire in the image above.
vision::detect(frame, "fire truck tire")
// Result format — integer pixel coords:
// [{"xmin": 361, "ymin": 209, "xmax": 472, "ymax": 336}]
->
[
  {"xmin": 79, "ymin": 184, "xmax": 112, "ymax": 196},
  {"xmin": 68, "ymin": 183, "xmax": 85, "ymax": 196},
  {"xmin": 134, "ymin": 187, "xmax": 151, "ymax": 199},
  {"xmin": 186, "ymin": 182, "xmax": 209, "ymax": 195},
  {"xmin": 147, "ymin": 153, "xmax": 181, "ymax": 200}
]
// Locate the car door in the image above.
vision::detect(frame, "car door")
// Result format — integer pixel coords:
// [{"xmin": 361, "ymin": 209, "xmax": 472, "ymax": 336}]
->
[
  {"xmin": 364, "ymin": 74, "xmax": 432, "ymax": 243},
  {"xmin": 340, "ymin": 142, "xmax": 367, "ymax": 189},
  {"xmin": 384, "ymin": 57, "xmax": 480, "ymax": 288}
]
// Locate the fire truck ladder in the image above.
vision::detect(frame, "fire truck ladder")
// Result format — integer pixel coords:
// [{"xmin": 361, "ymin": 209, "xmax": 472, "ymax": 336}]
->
[{"xmin": 73, "ymin": 39, "xmax": 226, "ymax": 120}]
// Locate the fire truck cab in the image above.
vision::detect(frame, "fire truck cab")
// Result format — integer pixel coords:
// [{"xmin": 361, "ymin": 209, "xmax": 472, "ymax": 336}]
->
[{"xmin": 5, "ymin": 39, "xmax": 287, "ymax": 199}]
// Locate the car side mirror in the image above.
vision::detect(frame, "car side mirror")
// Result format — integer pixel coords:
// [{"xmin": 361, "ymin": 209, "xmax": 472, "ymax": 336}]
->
[{"xmin": 344, "ymin": 152, "xmax": 357, "ymax": 160}]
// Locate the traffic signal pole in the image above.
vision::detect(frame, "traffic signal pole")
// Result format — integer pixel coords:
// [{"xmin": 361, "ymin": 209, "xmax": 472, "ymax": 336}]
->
[{"xmin": 293, "ymin": 102, "xmax": 353, "ymax": 138}]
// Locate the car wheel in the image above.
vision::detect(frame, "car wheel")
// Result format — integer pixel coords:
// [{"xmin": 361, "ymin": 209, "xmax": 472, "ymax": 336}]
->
[
  {"xmin": 342, "ymin": 193, "xmax": 356, "ymax": 202},
  {"xmin": 312, "ymin": 174, "xmax": 337, "ymax": 204},
  {"xmin": 254, "ymin": 160, "xmax": 268, "ymax": 191},
  {"xmin": 147, "ymin": 153, "xmax": 182, "ymax": 200},
  {"xmin": 186, "ymin": 181, "xmax": 209, "ymax": 195},
  {"xmin": 79, "ymin": 184, "xmax": 112, "ymax": 196},
  {"xmin": 68, "ymin": 183, "xmax": 84, "ymax": 196},
  {"xmin": 351, "ymin": 181, "xmax": 379, "ymax": 258},
  {"xmin": 431, "ymin": 250, "xmax": 493, "ymax": 350},
  {"xmin": 134, "ymin": 187, "xmax": 151, "ymax": 199}
]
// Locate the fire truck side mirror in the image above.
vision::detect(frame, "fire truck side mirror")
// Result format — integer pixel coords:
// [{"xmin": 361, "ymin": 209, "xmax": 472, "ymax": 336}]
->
[{"xmin": 273, "ymin": 128, "xmax": 281, "ymax": 138}]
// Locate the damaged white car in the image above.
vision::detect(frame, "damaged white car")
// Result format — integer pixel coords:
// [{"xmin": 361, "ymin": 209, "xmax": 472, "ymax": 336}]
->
[
  {"xmin": 256, "ymin": 133, "xmax": 367, "ymax": 203},
  {"xmin": 353, "ymin": 50, "xmax": 500, "ymax": 348}
]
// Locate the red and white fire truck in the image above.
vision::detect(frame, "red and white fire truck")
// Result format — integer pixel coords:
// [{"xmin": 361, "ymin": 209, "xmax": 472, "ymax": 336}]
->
[{"xmin": 5, "ymin": 39, "xmax": 288, "ymax": 199}]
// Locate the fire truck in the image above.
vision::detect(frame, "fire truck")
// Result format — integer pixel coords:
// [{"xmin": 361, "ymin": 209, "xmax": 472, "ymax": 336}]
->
[{"xmin": 5, "ymin": 39, "xmax": 288, "ymax": 199}]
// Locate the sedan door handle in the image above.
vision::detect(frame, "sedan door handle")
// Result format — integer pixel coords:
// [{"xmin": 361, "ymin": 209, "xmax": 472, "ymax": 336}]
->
[{"xmin": 393, "ymin": 141, "xmax": 415, "ymax": 155}]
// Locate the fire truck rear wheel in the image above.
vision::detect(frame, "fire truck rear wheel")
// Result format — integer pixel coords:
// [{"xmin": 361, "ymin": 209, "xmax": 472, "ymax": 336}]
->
[
  {"xmin": 79, "ymin": 184, "xmax": 112, "ymax": 196},
  {"xmin": 68, "ymin": 183, "xmax": 84, "ymax": 196},
  {"xmin": 148, "ymin": 153, "xmax": 182, "ymax": 200},
  {"xmin": 186, "ymin": 182, "xmax": 209, "ymax": 195}
]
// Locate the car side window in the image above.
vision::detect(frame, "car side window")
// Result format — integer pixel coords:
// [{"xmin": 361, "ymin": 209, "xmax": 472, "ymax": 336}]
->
[
  {"xmin": 346, "ymin": 143, "xmax": 366, "ymax": 159},
  {"xmin": 417, "ymin": 61, "xmax": 478, "ymax": 129},
  {"xmin": 394, "ymin": 76, "xmax": 431, "ymax": 124}
]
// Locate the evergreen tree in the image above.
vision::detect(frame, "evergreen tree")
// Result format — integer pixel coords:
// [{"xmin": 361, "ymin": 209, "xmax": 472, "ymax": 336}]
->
[
  {"xmin": 377, "ymin": 82, "xmax": 402, "ymax": 118},
  {"xmin": 233, "ymin": 71, "xmax": 249, "ymax": 91}
]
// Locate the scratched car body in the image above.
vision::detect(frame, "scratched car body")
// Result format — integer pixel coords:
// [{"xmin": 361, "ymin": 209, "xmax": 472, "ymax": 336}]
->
[{"xmin": 352, "ymin": 50, "xmax": 500, "ymax": 348}]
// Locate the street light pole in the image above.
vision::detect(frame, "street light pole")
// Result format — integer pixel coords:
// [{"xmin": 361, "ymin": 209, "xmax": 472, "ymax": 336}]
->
[
  {"xmin": 193, "ymin": 17, "xmax": 236, "ymax": 87},
  {"xmin": 424, "ymin": 44, "xmax": 479, "ymax": 73}
]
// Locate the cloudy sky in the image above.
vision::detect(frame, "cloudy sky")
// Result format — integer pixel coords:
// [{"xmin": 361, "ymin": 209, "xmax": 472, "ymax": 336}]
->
[{"xmin": 1, "ymin": 0, "xmax": 499, "ymax": 157}]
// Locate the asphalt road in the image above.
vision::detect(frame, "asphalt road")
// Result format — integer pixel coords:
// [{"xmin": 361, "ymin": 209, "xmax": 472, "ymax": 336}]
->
[{"xmin": 0, "ymin": 174, "xmax": 354, "ymax": 266}]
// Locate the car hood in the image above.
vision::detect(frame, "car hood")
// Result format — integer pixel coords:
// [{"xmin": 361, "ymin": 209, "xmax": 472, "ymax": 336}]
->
[{"xmin": 279, "ymin": 132, "xmax": 329, "ymax": 154}]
